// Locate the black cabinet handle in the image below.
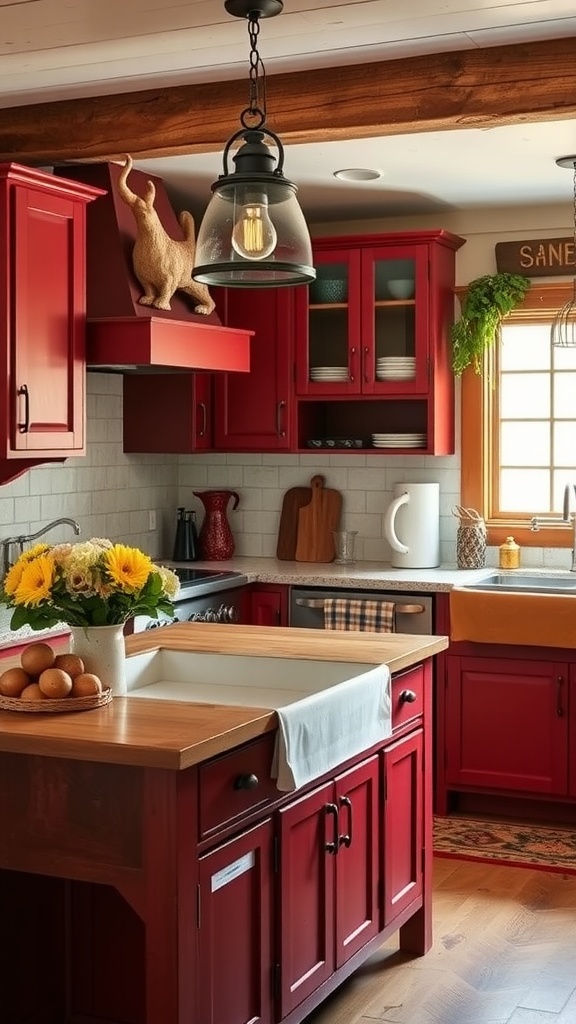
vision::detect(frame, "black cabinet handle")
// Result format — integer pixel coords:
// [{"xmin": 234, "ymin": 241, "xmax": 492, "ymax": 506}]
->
[
  {"xmin": 17, "ymin": 383, "xmax": 29, "ymax": 433},
  {"xmin": 198, "ymin": 401, "xmax": 207, "ymax": 437},
  {"xmin": 557, "ymin": 675, "xmax": 564, "ymax": 718},
  {"xmin": 399, "ymin": 689, "xmax": 417, "ymax": 704},
  {"xmin": 234, "ymin": 773, "xmax": 259, "ymax": 790},
  {"xmin": 277, "ymin": 400, "xmax": 286, "ymax": 437},
  {"xmin": 325, "ymin": 802, "xmax": 339, "ymax": 854},
  {"xmin": 338, "ymin": 795, "xmax": 352, "ymax": 848}
]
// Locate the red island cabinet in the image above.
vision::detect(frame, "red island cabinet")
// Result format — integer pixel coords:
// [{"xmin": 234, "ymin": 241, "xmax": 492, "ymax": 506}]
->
[
  {"xmin": 0, "ymin": 659, "xmax": 433, "ymax": 1024},
  {"xmin": 0, "ymin": 163, "xmax": 102, "ymax": 484}
]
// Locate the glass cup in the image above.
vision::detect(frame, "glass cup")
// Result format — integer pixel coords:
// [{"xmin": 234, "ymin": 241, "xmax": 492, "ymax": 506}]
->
[{"xmin": 332, "ymin": 530, "xmax": 358, "ymax": 564}]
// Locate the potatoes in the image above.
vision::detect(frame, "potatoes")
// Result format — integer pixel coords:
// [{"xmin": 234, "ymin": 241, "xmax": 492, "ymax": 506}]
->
[
  {"xmin": 0, "ymin": 666, "xmax": 31, "ymax": 698},
  {"xmin": 38, "ymin": 667, "xmax": 73, "ymax": 699},
  {"xmin": 21, "ymin": 642, "xmax": 55, "ymax": 676},
  {"xmin": 0, "ymin": 641, "xmax": 104, "ymax": 703}
]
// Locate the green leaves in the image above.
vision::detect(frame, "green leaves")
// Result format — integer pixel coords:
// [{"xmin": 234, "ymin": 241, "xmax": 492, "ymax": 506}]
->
[{"xmin": 451, "ymin": 273, "xmax": 530, "ymax": 376}]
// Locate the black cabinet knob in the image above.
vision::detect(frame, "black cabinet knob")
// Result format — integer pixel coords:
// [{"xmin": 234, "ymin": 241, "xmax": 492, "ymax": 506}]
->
[
  {"xmin": 234, "ymin": 773, "xmax": 259, "ymax": 791},
  {"xmin": 399, "ymin": 689, "xmax": 417, "ymax": 704}
]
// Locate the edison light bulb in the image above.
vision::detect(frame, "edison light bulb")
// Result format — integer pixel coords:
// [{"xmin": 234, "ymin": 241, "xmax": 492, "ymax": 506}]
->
[{"xmin": 231, "ymin": 202, "xmax": 277, "ymax": 260}]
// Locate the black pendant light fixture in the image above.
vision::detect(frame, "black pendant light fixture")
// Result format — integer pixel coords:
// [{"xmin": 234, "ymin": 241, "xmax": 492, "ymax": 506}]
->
[
  {"xmin": 551, "ymin": 155, "xmax": 576, "ymax": 348},
  {"xmin": 192, "ymin": 0, "xmax": 316, "ymax": 288}
]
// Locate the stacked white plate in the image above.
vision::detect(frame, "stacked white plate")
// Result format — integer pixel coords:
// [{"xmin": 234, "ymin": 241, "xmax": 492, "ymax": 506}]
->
[
  {"xmin": 310, "ymin": 365, "xmax": 349, "ymax": 382},
  {"xmin": 371, "ymin": 432, "xmax": 426, "ymax": 448},
  {"xmin": 376, "ymin": 356, "xmax": 416, "ymax": 381}
]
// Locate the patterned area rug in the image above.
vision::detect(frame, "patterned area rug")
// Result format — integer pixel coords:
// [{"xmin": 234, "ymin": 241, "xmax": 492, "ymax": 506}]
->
[{"xmin": 433, "ymin": 815, "xmax": 576, "ymax": 875}]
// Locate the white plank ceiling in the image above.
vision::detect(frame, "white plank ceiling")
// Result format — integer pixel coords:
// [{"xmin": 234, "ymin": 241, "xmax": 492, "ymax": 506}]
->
[{"xmin": 2, "ymin": 0, "xmax": 576, "ymax": 219}]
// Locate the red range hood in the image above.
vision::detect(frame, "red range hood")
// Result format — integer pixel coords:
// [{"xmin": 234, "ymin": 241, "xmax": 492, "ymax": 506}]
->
[
  {"xmin": 54, "ymin": 161, "xmax": 252, "ymax": 374},
  {"xmin": 87, "ymin": 316, "xmax": 252, "ymax": 373}
]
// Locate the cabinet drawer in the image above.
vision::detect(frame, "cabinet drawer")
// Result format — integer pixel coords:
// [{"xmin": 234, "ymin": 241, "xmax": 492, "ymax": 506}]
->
[
  {"xmin": 392, "ymin": 665, "xmax": 424, "ymax": 730},
  {"xmin": 199, "ymin": 732, "xmax": 279, "ymax": 839}
]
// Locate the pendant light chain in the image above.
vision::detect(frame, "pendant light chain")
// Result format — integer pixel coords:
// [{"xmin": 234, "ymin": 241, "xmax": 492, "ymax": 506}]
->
[
  {"xmin": 551, "ymin": 156, "xmax": 576, "ymax": 347},
  {"xmin": 240, "ymin": 14, "xmax": 267, "ymax": 130}
]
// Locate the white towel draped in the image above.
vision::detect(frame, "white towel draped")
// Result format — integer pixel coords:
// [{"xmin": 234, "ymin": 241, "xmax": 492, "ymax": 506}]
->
[{"xmin": 272, "ymin": 663, "xmax": 392, "ymax": 792}]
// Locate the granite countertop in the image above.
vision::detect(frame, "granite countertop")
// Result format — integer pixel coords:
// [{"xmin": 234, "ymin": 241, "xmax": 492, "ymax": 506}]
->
[
  {"xmin": 0, "ymin": 623, "xmax": 447, "ymax": 770},
  {"xmin": 168, "ymin": 557, "xmax": 501, "ymax": 592}
]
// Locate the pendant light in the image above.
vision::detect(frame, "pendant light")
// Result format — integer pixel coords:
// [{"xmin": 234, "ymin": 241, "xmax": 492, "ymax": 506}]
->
[
  {"xmin": 193, "ymin": 0, "xmax": 315, "ymax": 288},
  {"xmin": 551, "ymin": 155, "xmax": 576, "ymax": 347}
]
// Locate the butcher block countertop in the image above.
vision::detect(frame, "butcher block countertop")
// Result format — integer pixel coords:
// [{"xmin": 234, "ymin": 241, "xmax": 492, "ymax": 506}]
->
[{"xmin": 0, "ymin": 623, "xmax": 447, "ymax": 771}]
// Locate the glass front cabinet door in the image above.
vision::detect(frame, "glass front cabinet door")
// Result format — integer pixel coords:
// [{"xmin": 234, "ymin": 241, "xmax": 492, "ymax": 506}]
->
[{"xmin": 294, "ymin": 230, "xmax": 465, "ymax": 455}]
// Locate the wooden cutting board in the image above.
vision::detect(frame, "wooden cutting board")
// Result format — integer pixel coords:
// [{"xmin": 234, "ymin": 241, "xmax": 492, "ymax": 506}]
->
[
  {"xmin": 295, "ymin": 475, "xmax": 343, "ymax": 563},
  {"xmin": 276, "ymin": 484, "xmax": 312, "ymax": 560}
]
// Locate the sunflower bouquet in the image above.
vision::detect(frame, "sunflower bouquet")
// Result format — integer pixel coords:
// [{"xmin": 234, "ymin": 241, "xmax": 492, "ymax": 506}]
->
[{"xmin": 0, "ymin": 538, "xmax": 180, "ymax": 631}]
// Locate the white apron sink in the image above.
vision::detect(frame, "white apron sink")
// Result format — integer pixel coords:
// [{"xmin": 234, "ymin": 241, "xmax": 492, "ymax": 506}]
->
[{"xmin": 124, "ymin": 648, "xmax": 380, "ymax": 708}]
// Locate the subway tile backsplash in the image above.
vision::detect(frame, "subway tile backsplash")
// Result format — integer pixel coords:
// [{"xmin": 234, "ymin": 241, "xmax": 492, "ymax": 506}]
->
[{"xmin": 0, "ymin": 373, "xmax": 572, "ymax": 572}]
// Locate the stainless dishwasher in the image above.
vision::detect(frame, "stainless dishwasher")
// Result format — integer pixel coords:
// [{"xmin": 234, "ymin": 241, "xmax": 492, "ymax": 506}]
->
[{"xmin": 289, "ymin": 586, "xmax": 434, "ymax": 634}]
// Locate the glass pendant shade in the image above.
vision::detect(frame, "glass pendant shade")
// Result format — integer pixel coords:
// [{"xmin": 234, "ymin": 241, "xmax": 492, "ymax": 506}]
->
[{"xmin": 193, "ymin": 130, "xmax": 315, "ymax": 288}]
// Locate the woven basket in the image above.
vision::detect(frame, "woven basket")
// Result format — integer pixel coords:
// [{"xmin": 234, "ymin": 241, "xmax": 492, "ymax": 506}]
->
[
  {"xmin": 0, "ymin": 688, "xmax": 113, "ymax": 713},
  {"xmin": 456, "ymin": 521, "xmax": 486, "ymax": 569}
]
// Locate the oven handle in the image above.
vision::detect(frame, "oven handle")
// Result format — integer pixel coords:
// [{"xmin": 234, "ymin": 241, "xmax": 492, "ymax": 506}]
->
[{"xmin": 293, "ymin": 597, "xmax": 425, "ymax": 615}]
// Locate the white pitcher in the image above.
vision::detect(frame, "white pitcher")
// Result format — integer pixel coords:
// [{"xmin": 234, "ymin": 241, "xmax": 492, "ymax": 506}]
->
[{"xmin": 383, "ymin": 482, "xmax": 440, "ymax": 568}]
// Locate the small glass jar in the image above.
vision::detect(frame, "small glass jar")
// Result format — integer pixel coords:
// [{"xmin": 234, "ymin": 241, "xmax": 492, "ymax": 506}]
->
[{"xmin": 499, "ymin": 536, "xmax": 520, "ymax": 570}]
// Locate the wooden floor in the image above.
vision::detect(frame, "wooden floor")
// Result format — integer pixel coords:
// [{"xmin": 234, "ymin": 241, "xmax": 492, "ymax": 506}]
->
[{"xmin": 305, "ymin": 856, "xmax": 576, "ymax": 1024}]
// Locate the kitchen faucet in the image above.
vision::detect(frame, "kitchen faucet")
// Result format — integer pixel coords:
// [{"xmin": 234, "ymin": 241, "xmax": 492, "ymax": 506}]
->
[
  {"xmin": 1, "ymin": 517, "xmax": 81, "ymax": 576},
  {"xmin": 531, "ymin": 483, "xmax": 576, "ymax": 571}
]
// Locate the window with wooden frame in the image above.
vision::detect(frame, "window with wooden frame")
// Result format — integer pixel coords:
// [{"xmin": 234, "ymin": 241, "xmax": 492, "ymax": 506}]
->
[{"xmin": 461, "ymin": 282, "xmax": 576, "ymax": 548}]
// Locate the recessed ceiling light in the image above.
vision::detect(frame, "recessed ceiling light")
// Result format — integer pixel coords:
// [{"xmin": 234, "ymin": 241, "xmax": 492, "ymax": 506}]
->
[{"xmin": 333, "ymin": 168, "xmax": 383, "ymax": 182}]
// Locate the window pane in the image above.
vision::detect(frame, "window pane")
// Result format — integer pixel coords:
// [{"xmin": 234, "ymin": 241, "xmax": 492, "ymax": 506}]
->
[
  {"xmin": 500, "ymin": 469, "xmax": 551, "ymax": 512},
  {"xmin": 553, "ymin": 422, "xmax": 576, "ymax": 467},
  {"xmin": 553, "ymin": 345, "xmax": 576, "ymax": 371},
  {"xmin": 500, "ymin": 373, "xmax": 550, "ymax": 418},
  {"xmin": 554, "ymin": 373, "xmax": 576, "ymax": 417},
  {"xmin": 501, "ymin": 324, "xmax": 551, "ymax": 371},
  {"xmin": 553, "ymin": 474, "xmax": 576, "ymax": 512},
  {"xmin": 501, "ymin": 422, "xmax": 549, "ymax": 466}
]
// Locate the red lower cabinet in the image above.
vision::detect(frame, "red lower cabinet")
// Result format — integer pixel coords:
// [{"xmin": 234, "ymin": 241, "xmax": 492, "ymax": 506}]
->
[
  {"xmin": 198, "ymin": 819, "xmax": 274, "ymax": 1024},
  {"xmin": 277, "ymin": 757, "xmax": 379, "ymax": 1018},
  {"xmin": 445, "ymin": 654, "xmax": 569, "ymax": 798},
  {"xmin": 382, "ymin": 730, "xmax": 423, "ymax": 926},
  {"xmin": 250, "ymin": 584, "xmax": 289, "ymax": 626}
]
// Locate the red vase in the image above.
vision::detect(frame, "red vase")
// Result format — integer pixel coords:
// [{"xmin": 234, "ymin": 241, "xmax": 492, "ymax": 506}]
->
[{"xmin": 194, "ymin": 490, "xmax": 240, "ymax": 560}]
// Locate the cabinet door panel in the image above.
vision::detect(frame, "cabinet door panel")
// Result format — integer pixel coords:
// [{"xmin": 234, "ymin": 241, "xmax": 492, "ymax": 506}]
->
[
  {"xmin": 334, "ymin": 756, "xmax": 379, "ymax": 968},
  {"xmin": 446, "ymin": 656, "xmax": 568, "ymax": 795},
  {"xmin": 13, "ymin": 186, "xmax": 85, "ymax": 451},
  {"xmin": 382, "ymin": 730, "xmax": 423, "ymax": 926},
  {"xmin": 570, "ymin": 666, "xmax": 576, "ymax": 800},
  {"xmin": 278, "ymin": 781, "xmax": 335, "ymax": 1017},
  {"xmin": 198, "ymin": 819, "xmax": 273, "ymax": 1024},
  {"xmin": 215, "ymin": 288, "xmax": 294, "ymax": 450}
]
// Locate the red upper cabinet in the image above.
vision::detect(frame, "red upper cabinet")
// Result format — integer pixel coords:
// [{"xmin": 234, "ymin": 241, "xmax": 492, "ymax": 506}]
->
[
  {"xmin": 123, "ymin": 372, "xmax": 213, "ymax": 453},
  {"xmin": 0, "ymin": 163, "xmax": 102, "ymax": 485},
  {"xmin": 213, "ymin": 286, "xmax": 295, "ymax": 452},
  {"xmin": 294, "ymin": 230, "xmax": 465, "ymax": 455}
]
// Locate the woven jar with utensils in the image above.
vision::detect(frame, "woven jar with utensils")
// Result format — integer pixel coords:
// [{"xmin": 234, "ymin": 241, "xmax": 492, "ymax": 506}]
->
[{"xmin": 452, "ymin": 506, "xmax": 487, "ymax": 569}]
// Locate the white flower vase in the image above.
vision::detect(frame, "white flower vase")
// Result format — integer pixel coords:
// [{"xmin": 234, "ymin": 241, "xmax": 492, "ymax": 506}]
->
[{"xmin": 69, "ymin": 624, "xmax": 127, "ymax": 696}]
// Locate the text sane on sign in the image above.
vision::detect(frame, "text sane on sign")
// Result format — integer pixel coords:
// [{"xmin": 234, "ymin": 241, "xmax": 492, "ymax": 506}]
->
[{"xmin": 496, "ymin": 238, "xmax": 575, "ymax": 276}]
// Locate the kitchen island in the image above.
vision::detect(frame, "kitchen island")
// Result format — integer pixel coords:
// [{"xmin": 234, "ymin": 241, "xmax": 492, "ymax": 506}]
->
[{"xmin": 0, "ymin": 623, "xmax": 447, "ymax": 1024}]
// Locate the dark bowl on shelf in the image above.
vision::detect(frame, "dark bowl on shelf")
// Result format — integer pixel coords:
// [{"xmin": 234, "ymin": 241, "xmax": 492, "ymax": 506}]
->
[
  {"xmin": 310, "ymin": 279, "xmax": 348, "ymax": 303},
  {"xmin": 307, "ymin": 438, "xmax": 364, "ymax": 449}
]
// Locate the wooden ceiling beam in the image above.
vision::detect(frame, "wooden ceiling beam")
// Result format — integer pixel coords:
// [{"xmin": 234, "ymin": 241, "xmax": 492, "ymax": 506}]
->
[{"xmin": 1, "ymin": 35, "xmax": 576, "ymax": 164}]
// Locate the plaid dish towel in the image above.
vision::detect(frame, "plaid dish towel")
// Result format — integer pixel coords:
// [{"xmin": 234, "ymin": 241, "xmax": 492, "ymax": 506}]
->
[{"xmin": 323, "ymin": 598, "xmax": 395, "ymax": 632}]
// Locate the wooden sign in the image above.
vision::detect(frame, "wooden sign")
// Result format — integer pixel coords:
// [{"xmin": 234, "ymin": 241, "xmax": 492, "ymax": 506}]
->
[{"xmin": 495, "ymin": 237, "xmax": 576, "ymax": 276}]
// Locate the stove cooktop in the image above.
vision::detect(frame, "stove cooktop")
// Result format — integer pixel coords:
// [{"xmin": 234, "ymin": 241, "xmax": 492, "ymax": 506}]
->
[
  {"xmin": 175, "ymin": 568, "xmax": 238, "ymax": 585},
  {"xmin": 173, "ymin": 567, "xmax": 248, "ymax": 601}
]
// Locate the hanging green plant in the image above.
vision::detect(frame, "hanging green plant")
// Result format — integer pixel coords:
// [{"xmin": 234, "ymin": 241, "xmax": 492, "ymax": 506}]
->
[{"xmin": 451, "ymin": 272, "xmax": 531, "ymax": 376}]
